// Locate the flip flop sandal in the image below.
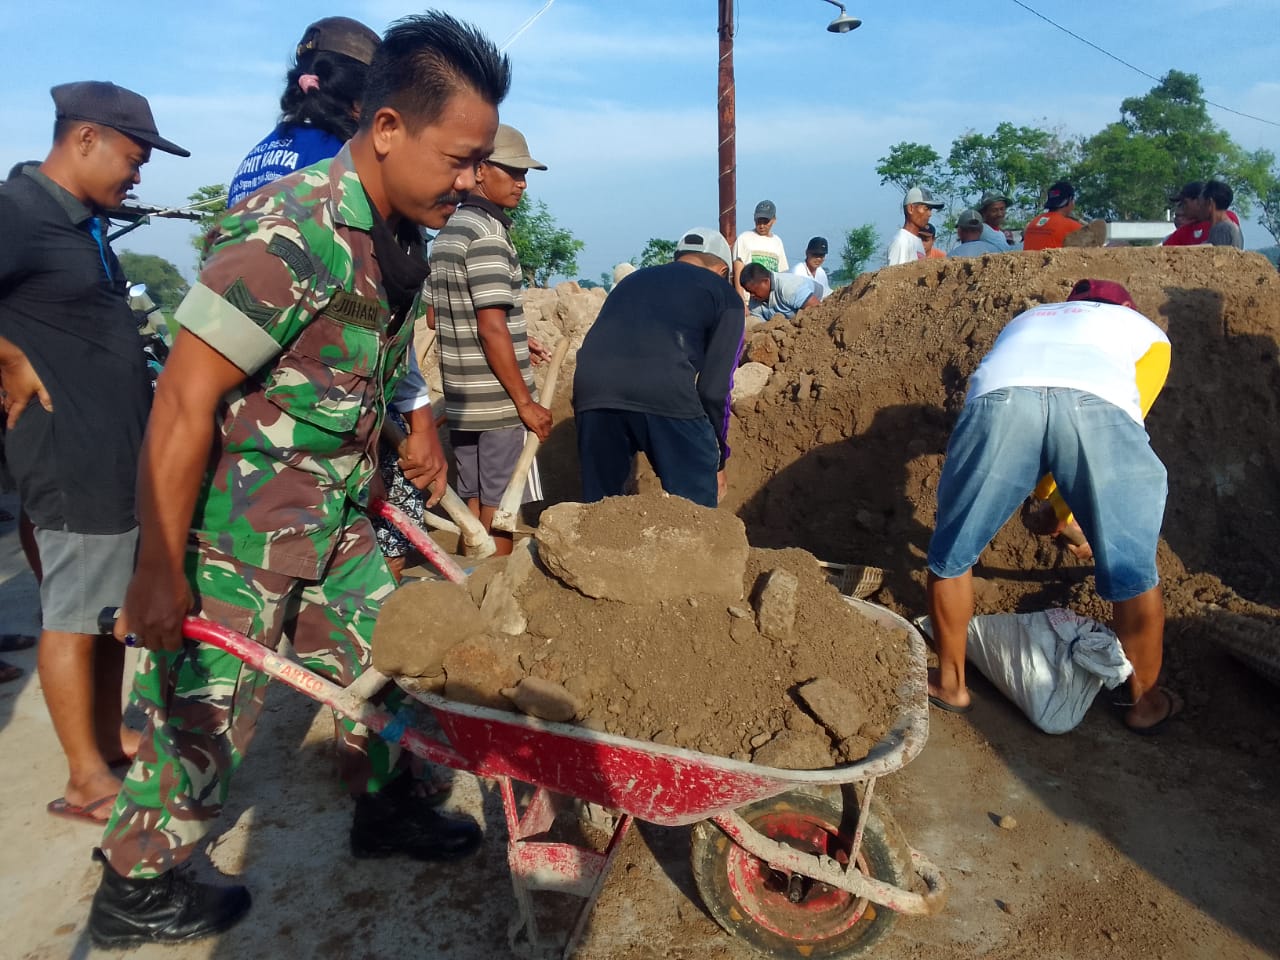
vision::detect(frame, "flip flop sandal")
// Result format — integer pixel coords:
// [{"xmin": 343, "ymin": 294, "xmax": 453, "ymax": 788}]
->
[
  {"xmin": 46, "ymin": 795, "xmax": 118, "ymax": 825},
  {"xmin": 0, "ymin": 634, "xmax": 37, "ymax": 653},
  {"xmin": 1125, "ymin": 686, "xmax": 1183, "ymax": 736},
  {"xmin": 928, "ymin": 694, "xmax": 974, "ymax": 715}
]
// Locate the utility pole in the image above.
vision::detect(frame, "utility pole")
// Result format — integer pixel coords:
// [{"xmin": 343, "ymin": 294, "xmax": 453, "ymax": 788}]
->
[{"xmin": 717, "ymin": 0, "xmax": 736, "ymax": 247}]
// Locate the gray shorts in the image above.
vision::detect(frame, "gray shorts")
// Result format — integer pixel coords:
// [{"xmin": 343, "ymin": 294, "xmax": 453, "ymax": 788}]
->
[
  {"xmin": 452, "ymin": 426, "xmax": 540, "ymax": 507},
  {"xmin": 34, "ymin": 526, "xmax": 138, "ymax": 635}
]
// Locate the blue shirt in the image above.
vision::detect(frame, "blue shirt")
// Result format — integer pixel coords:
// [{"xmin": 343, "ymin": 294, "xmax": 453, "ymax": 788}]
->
[
  {"xmin": 227, "ymin": 123, "xmax": 345, "ymax": 208},
  {"xmin": 950, "ymin": 237, "xmax": 1011, "ymax": 257},
  {"xmin": 749, "ymin": 271, "xmax": 819, "ymax": 321}
]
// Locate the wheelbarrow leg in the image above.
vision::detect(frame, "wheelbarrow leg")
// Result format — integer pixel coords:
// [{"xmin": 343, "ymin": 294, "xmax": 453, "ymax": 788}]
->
[{"xmin": 498, "ymin": 777, "xmax": 634, "ymax": 959}]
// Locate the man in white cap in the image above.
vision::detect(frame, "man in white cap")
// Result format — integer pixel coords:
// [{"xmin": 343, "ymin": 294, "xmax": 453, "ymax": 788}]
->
[
  {"xmin": 885, "ymin": 186, "xmax": 944, "ymax": 266},
  {"xmin": 430, "ymin": 123, "xmax": 553, "ymax": 556},
  {"xmin": 573, "ymin": 228, "xmax": 744, "ymax": 507}
]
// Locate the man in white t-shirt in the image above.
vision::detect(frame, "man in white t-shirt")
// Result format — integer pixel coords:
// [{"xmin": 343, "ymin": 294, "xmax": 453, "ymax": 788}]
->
[
  {"xmin": 733, "ymin": 200, "xmax": 788, "ymax": 301},
  {"xmin": 950, "ymin": 208, "xmax": 1009, "ymax": 257},
  {"xmin": 885, "ymin": 186, "xmax": 943, "ymax": 266},
  {"xmin": 925, "ymin": 279, "xmax": 1180, "ymax": 735},
  {"xmin": 791, "ymin": 236, "xmax": 830, "ymax": 298}
]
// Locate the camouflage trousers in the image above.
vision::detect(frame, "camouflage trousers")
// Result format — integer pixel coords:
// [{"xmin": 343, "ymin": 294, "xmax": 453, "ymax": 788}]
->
[{"xmin": 100, "ymin": 518, "xmax": 398, "ymax": 879}]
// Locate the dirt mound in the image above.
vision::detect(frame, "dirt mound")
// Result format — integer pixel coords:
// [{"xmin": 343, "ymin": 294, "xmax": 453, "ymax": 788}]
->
[
  {"xmin": 721, "ymin": 245, "xmax": 1280, "ymax": 740},
  {"xmin": 381, "ymin": 494, "xmax": 912, "ymax": 766}
]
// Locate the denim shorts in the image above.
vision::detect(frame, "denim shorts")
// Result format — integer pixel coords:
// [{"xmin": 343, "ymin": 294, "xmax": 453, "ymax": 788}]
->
[
  {"xmin": 34, "ymin": 526, "xmax": 139, "ymax": 634},
  {"xmin": 927, "ymin": 387, "xmax": 1167, "ymax": 602}
]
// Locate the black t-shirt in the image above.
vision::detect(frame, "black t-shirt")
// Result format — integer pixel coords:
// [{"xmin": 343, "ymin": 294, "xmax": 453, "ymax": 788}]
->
[
  {"xmin": 0, "ymin": 168, "xmax": 150, "ymax": 533},
  {"xmin": 573, "ymin": 260, "xmax": 744, "ymax": 465}
]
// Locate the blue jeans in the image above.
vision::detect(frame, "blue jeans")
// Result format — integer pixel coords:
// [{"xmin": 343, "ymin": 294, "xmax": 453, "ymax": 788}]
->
[
  {"xmin": 927, "ymin": 387, "xmax": 1167, "ymax": 602},
  {"xmin": 576, "ymin": 409, "xmax": 719, "ymax": 508}
]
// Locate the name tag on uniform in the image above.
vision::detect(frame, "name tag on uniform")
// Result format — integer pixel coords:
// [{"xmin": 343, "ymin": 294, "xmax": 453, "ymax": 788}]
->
[{"xmin": 324, "ymin": 291, "xmax": 383, "ymax": 330}]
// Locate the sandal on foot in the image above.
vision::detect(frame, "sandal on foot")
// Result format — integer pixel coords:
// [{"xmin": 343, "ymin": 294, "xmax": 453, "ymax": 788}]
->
[
  {"xmin": 1123, "ymin": 686, "xmax": 1183, "ymax": 736},
  {"xmin": 928, "ymin": 694, "xmax": 974, "ymax": 715},
  {"xmin": 47, "ymin": 795, "xmax": 118, "ymax": 825}
]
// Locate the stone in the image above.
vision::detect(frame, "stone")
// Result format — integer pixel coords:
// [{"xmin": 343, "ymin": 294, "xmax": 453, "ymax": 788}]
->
[
  {"xmin": 563, "ymin": 675, "xmax": 594, "ymax": 704},
  {"xmin": 442, "ymin": 635, "xmax": 522, "ymax": 711},
  {"xmin": 796, "ymin": 678, "xmax": 866, "ymax": 742},
  {"xmin": 535, "ymin": 498, "xmax": 749, "ymax": 604},
  {"xmin": 751, "ymin": 730, "xmax": 834, "ymax": 770},
  {"xmin": 997, "ymin": 814, "xmax": 1018, "ymax": 831},
  {"xmin": 501, "ymin": 676, "xmax": 582, "ymax": 722},
  {"xmin": 372, "ymin": 580, "xmax": 485, "ymax": 678},
  {"xmin": 730, "ymin": 617, "xmax": 757, "ymax": 645},
  {"xmin": 731, "ymin": 362, "xmax": 772, "ymax": 403},
  {"xmin": 745, "ymin": 333, "xmax": 780, "ymax": 367},
  {"xmin": 727, "ymin": 605, "xmax": 751, "ymax": 619},
  {"xmin": 480, "ymin": 572, "xmax": 527, "ymax": 636},
  {"xmin": 749, "ymin": 731, "xmax": 773, "ymax": 749},
  {"xmin": 465, "ymin": 555, "xmax": 510, "ymax": 607},
  {"xmin": 755, "ymin": 568, "xmax": 799, "ymax": 642}
]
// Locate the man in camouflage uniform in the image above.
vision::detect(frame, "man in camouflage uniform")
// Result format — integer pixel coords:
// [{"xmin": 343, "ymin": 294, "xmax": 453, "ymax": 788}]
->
[{"xmin": 87, "ymin": 14, "xmax": 511, "ymax": 947}]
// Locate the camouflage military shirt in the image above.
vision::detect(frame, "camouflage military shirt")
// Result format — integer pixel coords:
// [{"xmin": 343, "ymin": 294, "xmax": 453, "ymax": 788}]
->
[{"xmin": 174, "ymin": 144, "xmax": 421, "ymax": 579}]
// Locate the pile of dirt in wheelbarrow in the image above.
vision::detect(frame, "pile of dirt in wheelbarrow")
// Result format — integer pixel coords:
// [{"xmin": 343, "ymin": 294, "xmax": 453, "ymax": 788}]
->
[
  {"xmin": 373, "ymin": 493, "xmax": 913, "ymax": 768},
  {"xmin": 720, "ymin": 245, "xmax": 1280, "ymax": 740}
]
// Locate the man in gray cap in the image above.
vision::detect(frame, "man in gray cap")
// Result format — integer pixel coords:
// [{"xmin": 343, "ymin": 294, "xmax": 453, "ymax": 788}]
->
[
  {"xmin": 950, "ymin": 208, "xmax": 1010, "ymax": 257},
  {"xmin": 732, "ymin": 199, "xmax": 788, "ymax": 302},
  {"xmin": 430, "ymin": 123, "xmax": 553, "ymax": 555},
  {"xmin": 0, "ymin": 82, "xmax": 186, "ymax": 826},
  {"xmin": 574, "ymin": 227, "xmax": 744, "ymax": 507}
]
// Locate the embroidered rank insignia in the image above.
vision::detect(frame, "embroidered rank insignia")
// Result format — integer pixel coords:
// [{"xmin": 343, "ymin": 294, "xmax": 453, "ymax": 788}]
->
[{"xmin": 225, "ymin": 278, "xmax": 283, "ymax": 328}]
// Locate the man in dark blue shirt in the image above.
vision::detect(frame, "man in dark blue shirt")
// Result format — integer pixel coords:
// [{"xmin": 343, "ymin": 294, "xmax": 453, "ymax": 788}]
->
[
  {"xmin": 0, "ymin": 81, "xmax": 187, "ymax": 826},
  {"xmin": 573, "ymin": 228, "xmax": 744, "ymax": 507}
]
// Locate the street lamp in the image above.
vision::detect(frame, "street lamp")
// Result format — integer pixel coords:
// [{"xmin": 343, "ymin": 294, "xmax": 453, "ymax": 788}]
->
[
  {"xmin": 824, "ymin": 0, "xmax": 863, "ymax": 34},
  {"xmin": 717, "ymin": 1, "xmax": 859, "ymax": 245}
]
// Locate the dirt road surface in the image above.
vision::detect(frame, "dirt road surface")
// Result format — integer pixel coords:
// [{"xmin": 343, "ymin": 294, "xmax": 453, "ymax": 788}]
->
[{"xmin": 2, "ymin": 496, "xmax": 1276, "ymax": 960}]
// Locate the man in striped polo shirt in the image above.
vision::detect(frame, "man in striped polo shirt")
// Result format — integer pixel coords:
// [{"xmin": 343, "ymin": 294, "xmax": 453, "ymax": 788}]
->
[{"xmin": 429, "ymin": 123, "xmax": 552, "ymax": 555}]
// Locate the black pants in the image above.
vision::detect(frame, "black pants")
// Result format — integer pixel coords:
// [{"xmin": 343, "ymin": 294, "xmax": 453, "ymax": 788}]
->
[{"xmin": 575, "ymin": 409, "xmax": 719, "ymax": 508}]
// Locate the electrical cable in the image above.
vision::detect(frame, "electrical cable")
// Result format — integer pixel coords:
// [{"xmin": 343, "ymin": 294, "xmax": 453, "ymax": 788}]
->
[{"xmin": 1009, "ymin": 0, "xmax": 1279, "ymax": 128}]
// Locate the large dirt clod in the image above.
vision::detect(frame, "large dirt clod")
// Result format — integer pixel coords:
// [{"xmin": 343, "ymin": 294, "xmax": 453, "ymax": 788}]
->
[{"xmin": 371, "ymin": 580, "xmax": 484, "ymax": 678}]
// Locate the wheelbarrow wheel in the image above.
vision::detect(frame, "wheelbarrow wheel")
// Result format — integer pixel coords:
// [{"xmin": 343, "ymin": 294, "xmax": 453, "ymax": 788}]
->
[{"xmin": 690, "ymin": 788, "xmax": 911, "ymax": 958}]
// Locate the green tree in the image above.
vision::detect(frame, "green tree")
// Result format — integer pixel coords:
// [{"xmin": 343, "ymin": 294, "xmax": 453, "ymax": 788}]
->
[
  {"xmin": 1070, "ymin": 71, "xmax": 1260, "ymax": 220},
  {"xmin": 509, "ymin": 194, "xmax": 584, "ymax": 287},
  {"xmin": 875, "ymin": 142, "xmax": 949, "ymax": 195},
  {"xmin": 632, "ymin": 237, "xmax": 676, "ymax": 268},
  {"xmin": 116, "ymin": 251, "xmax": 188, "ymax": 308},
  {"xmin": 186, "ymin": 183, "xmax": 229, "ymax": 264},
  {"xmin": 830, "ymin": 224, "xmax": 879, "ymax": 285},
  {"xmin": 946, "ymin": 122, "xmax": 1078, "ymax": 225},
  {"xmin": 577, "ymin": 277, "xmax": 602, "ymax": 289},
  {"xmin": 1258, "ymin": 166, "xmax": 1280, "ymax": 245}
]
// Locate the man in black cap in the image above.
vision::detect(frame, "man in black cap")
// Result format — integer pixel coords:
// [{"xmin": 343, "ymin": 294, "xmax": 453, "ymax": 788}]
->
[
  {"xmin": 792, "ymin": 236, "xmax": 831, "ymax": 298},
  {"xmin": 1023, "ymin": 181, "xmax": 1084, "ymax": 250},
  {"xmin": 0, "ymin": 82, "xmax": 187, "ymax": 827}
]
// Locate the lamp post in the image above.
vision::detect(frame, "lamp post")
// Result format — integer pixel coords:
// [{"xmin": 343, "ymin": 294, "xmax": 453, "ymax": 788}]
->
[{"xmin": 717, "ymin": 0, "xmax": 860, "ymax": 246}]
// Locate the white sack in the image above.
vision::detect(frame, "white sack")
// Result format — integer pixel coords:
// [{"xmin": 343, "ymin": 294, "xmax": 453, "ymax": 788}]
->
[{"xmin": 917, "ymin": 609, "xmax": 1132, "ymax": 734}]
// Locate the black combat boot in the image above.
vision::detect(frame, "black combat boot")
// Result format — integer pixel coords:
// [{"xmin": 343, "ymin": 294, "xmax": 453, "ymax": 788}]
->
[
  {"xmin": 350, "ymin": 773, "xmax": 483, "ymax": 861},
  {"xmin": 87, "ymin": 849, "xmax": 252, "ymax": 948}
]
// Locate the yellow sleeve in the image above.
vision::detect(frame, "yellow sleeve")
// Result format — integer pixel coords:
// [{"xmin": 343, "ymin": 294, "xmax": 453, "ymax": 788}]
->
[{"xmin": 1034, "ymin": 338, "xmax": 1170, "ymax": 522}]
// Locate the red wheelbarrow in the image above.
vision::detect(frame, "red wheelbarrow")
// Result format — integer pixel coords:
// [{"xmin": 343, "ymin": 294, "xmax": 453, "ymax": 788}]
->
[{"xmin": 155, "ymin": 586, "xmax": 946, "ymax": 959}]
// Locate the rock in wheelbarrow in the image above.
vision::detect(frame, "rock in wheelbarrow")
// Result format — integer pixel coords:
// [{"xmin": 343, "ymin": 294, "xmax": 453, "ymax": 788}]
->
[
  {"xmin": 442, "ymin": 635, "xmax": 522, "ymax": 711},
  {"xmin": 535, "ymin": 495, "xmax": 750, "ymax": 603},
  {"xmin": 372, "ymin": 580, "xmax": 485, "ymax": 678},
  {"xmin": 502, "ymin": 676, "xmax": 583, "ymax": 722},
  {"xmin": 796, "ymin": 678, "xmax": 866, "ymax": 743}
]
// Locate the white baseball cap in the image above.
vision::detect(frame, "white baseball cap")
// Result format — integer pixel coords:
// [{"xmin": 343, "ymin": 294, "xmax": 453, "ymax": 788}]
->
[
  {"xmin": 674, "ymin": 227, "xmax": 733, "ymax": 268},
  {"xmin": 904, "ymin": 186, "xmax": 944, "ymax": 209}
]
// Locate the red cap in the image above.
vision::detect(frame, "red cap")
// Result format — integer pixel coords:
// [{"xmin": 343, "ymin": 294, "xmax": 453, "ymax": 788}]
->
[{"xmin": 1066, "ymin": 278, "xmax": 1135, "ymax": 310}]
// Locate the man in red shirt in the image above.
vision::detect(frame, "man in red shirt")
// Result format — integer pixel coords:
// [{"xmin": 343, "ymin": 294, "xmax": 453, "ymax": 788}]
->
[
  {"xmin": 1023, "ymin": 181, "xmax": 1084, "ymax": 250},
  {"xmin": 1163, "ymin": 181, "xmax": 1240, "ymax": 246}
]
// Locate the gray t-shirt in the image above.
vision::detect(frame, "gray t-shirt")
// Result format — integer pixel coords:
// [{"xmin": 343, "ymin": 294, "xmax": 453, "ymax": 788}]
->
[{"xmin": 1207, "ymin": 218, "xmax": 1243, "ymax": 249}]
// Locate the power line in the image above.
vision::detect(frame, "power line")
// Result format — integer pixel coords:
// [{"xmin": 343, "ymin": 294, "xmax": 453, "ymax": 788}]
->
[{"xmin": 1008, "ymin": 0, "xmax": 1280, "ymax": 129}]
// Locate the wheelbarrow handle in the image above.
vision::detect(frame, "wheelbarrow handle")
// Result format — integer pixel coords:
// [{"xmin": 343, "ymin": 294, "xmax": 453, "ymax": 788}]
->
[
  {"xmin": 97, "ymin": 607, "xmax": 468, "ymax": 771},
  {"xmin": 369, "ymin": 497, "xmax": 468, "ymax": 584}
]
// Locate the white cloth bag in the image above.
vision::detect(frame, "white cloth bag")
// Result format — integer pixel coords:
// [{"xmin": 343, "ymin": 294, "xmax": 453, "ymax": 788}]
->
[{"xmin": 918, "ymin": 609, "xmax": 1133, "ymax": 734}]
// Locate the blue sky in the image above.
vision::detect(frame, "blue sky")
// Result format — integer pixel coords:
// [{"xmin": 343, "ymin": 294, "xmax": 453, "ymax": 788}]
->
[{"xmin": 5, "ymin": 0, "xmax": 1278, "ymax": 281}]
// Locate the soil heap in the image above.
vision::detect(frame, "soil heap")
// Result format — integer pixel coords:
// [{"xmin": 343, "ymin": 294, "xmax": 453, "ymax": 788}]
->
[
  {"xmin": 722, "ymin": 245, "xmax": 1280, "ymax": 739},
  {"xmin": 374, "ymin": 492, "xmax": 913, "ymax": 768}
]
